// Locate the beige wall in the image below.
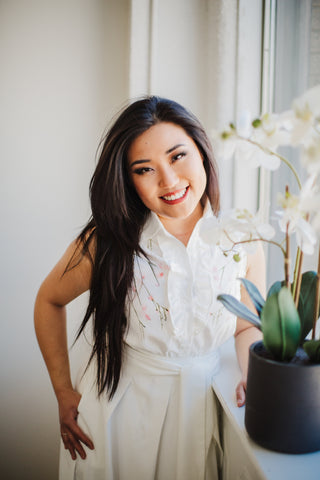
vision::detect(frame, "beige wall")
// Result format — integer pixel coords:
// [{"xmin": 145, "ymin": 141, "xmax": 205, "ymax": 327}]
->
[{"xmin": 0, "ymin": 1, "xmax": 129, "ymax": 478}]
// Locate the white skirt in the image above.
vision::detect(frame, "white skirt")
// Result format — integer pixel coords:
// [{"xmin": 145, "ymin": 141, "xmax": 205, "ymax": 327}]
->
[{"xmin": 59, "ymin": 346, "xmax": 223, "ymax": 480}]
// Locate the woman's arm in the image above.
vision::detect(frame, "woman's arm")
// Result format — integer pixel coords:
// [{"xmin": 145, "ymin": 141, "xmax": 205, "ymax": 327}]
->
[
  {"xmin": 234, "ymin": 242, "xmax": 266, "ymax": 407},
  {"xmin": 34, "ymin": 238, "xmax": 94, "ymax": 459}
]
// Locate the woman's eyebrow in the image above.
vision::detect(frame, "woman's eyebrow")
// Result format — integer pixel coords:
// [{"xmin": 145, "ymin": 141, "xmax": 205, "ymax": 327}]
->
[
  {"xmin": 130, "ymin": 159, "xmax": 150, "ymax": 168},
  {"xmin": 165, "ymin": 143, "xmax": 185, "ymax": 154}
]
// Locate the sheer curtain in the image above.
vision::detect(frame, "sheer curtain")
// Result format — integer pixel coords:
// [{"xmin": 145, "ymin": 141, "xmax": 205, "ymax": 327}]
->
[
  {"xmin": 207, "ymin": 0, "xmax": 263, "ymax": 210},
  {"xmin": 266, "ymin": 0, "xmax": 318, "ymax": 286}
]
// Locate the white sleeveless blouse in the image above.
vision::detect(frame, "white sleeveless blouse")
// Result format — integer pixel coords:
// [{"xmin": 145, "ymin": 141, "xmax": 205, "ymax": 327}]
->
[{"xmin": 125, "ymin": 205, "xmax": 246, "ymax": 356}]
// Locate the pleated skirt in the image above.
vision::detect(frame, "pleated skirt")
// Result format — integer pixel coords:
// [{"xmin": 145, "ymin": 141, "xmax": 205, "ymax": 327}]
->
[{"xmin": 59, "ymin": 346, "xmax": 223, "ymax": 480}]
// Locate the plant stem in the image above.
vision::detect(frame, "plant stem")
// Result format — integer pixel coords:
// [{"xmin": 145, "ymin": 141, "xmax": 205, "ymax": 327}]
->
[
  {"xmin": 292, "ymin": 248, "xmax": 301, "ymax": 298},
  {"xmin": 312, "ymin": 246, "xmax": 320, "ymax": 340},
  {"xmin": 285, "ymin": 221, "xmax": 291, "ymax": 290},
  {"xmin": 237, "ymin": 135, "xmax": 302, "ymax": 189},
  {"xmin": 275, "ymin": 153, "xmax": 302, "ymax": 190},
  {"xmin": 293, "ymin": 248, "xmax": 303, "ymax": 307},
  {"xmin": 293, "ymin": 214, "xmax": 310, "ymax": 307},
  {"xmin": 223, "ymin": 233, "xmax": 287, "ymax": 258}
]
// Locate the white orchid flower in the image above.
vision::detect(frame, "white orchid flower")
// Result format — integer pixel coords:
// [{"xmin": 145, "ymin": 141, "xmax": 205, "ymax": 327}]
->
[
  {"xmin": 211, "ymin": 128, "xmax": 237, "ymax": 161},
  {"xmin": 212, "ymin": 111, "xmax": 284, "ymax": 171},
  {"xmin": 252, "ymin": 113, "xmax": 291, "ymax": 149},
  {"xmin": 201, "ymin": 208, "xmax": 275, "ymax": 255},
  {"xmin": 300, "ymin": 134, "xmax": 320, "ymax": 176},
  {"xmin": 276, "ymin": 179, "xmax": 319, "ymax": 254},
  {"xmin": 295, "ymin": 220, "xmax": 318, "ymax": 254},
  {"xmin": 276, "ymin": 210, "xmax": 317, "ymax": 255},
  {"xmin": 278, "ymin": 108, "xmax": 312, "ymax": 146},
  {"xmin": 298, "ymin": 174, "xmax": 320, "ymax": 211},
  {"xmin": 231, "ymin": 209, "xmax": 275, "ymax": 253},
  {"xmin": 237, "ymin": 110, "xmax": 252, "ymax": 138},
  {"xmin": 285, "ymin": 85, "xmax": 320, "ymax": 147},
  {"xmin": 235, "ymin": 111, "xmax": 283, "ymax": 170},
  {"xmin": 200, "ymin": 212, "xmax": 243, "ymax": 249},
  {"xmin": 234, "ymin": 140, "xmax": 281, "ymax": 170},
  {"xmin": 294, "ymin": 84, "xmax": 320, "ymax": 118}
]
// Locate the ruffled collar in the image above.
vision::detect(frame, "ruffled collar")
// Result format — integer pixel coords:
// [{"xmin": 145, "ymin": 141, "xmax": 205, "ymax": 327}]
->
[{"xmin": 140, "ymin": 199, "xmax": 215, "ymax": 251}]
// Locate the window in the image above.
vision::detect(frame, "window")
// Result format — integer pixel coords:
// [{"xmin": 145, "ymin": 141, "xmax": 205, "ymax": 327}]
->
[{"xmin": 261, "ymin": 0, "xmax": 319, "ymax": 286}]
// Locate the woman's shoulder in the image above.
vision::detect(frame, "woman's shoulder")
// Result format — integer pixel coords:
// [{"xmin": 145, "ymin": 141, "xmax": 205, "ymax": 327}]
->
[{"xmin": 36, "ymin": 232, "xmax": 95, "ymax": 307}]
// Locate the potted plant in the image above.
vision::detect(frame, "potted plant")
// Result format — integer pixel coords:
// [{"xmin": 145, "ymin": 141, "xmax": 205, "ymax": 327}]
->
[{"xmin": 209, "ymin": 85, "xmax": 320, "ymax": 453}]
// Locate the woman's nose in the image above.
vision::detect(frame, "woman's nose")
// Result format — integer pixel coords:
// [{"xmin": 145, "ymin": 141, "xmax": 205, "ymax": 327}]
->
[{"xmin": 158, "ymin": 166, "xmax": 179, "ymax": 189}]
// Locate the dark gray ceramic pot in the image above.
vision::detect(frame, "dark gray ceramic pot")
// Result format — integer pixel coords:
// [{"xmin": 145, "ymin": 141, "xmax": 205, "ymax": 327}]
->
[{"xmin": 245, "ymin": 340, "xmax": 320, "ymax": 454}]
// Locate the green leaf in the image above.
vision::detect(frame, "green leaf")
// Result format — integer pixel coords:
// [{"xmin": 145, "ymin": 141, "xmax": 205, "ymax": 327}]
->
[
  {"xmin": 261, "ymin": 287, "xmax": 300, "ymax": 361},
  {"xmin": 303, "ymin": 339, "xmax": 320, "ymax": 363},
  {"xmin": 267, "ymin": 280, "xmax": 283, "ymax": 298},
  {"xmin": 278, "ymin": 286, "xmax": 301, "ymax": 358},
  {"xmin": 261, "ymin": 292, "xmax": 281, "ymax": 356},
  {"xmin": 217, "ymin": 294, "xmax": 261, "ymax": 329},
  {"xmin": 297, "ymin": 271, "xmax": 318, "ymax": 342},
  {"xmin": 239, "ymin": 278, "xmax": 265, "ymax": 316}
]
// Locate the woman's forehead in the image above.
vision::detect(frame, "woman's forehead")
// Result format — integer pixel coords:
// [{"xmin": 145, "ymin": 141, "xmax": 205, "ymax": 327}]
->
[{"xmin": 128, "ymin": 122, "xmax": 193, "ymax": 159}]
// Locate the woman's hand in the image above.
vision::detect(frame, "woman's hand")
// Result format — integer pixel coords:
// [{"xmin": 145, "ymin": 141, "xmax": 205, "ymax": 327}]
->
[
  {"xmin": 235, "ymin": 379, "xmax": 246, "ymax": 407},
  {"xmin": 58, "ymin": 389, "xmax": 94, "ymax": 460}
]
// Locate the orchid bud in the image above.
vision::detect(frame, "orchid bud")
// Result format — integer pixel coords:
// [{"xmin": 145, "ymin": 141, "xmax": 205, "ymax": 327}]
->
[{"xmin": 233, "ymin": 253, "xmax": 241, "ymax": 262}]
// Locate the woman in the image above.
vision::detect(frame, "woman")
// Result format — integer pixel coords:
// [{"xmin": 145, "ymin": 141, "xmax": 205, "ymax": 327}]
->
[{"xmin": 34, "ymin": 96, "xmax": 264, "ymax": 479}]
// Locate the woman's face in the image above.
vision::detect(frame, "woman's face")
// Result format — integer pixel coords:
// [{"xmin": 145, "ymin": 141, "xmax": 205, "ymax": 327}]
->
[{"xmin": 128, "ymin": 122, "xmax": 207, "ymax": 224}]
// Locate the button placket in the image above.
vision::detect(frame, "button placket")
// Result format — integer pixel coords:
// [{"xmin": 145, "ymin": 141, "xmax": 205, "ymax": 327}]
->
[{"xmin": 159, "ymin": 236, "xmax": 194, "ymax": 341}]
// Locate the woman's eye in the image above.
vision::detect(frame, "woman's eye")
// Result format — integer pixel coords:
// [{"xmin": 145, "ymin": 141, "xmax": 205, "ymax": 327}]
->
[
  {"xmin": 172, "ymin": 152, "xmax": 186, "ymax": 162},
  {"xmin": 133, "ymin": 167, "xmax": 153, "ymax": 175}
]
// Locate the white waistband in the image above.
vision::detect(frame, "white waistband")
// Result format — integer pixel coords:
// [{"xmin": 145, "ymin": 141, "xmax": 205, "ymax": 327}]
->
[{"xmin": 124, "ymin": 344, "xmax": 220, "ymax": 377}]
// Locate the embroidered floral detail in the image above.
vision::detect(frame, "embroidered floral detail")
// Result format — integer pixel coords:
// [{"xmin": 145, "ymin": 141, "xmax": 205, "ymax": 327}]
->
[
  {"xmin": 131, "ymin": 256, "xmax": 170, "ymax": 329},
  {"xmin": 209, "ymin": 307, "xmax": 223, "ymax": 322},
  {"xmin": 142, "ymin": 281, "xmax": 169, "ymax": 327},
  {"xmin": 154, "ymin": 302, "xmax": 169, "ymax": 327},
  {"xmin": 131, "ymin": 304, "xmax": 146, "ymax": 331}
]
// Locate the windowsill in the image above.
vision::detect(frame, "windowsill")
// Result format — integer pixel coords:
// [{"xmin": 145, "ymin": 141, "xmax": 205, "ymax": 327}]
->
[{"xmin": 212, "ymin": 337, "xmax": 320, "ymax": 480}]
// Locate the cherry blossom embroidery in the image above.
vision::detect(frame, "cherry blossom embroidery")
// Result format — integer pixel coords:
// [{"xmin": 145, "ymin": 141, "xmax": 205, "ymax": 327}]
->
[{"xmin": 131, "ymin": 255, "xmax": 170, "ymax": 330}]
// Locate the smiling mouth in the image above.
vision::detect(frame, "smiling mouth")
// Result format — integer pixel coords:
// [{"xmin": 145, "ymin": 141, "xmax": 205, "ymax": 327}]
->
[{"xmin": 160, "ymin": 186, "xmax": 189, "ymax": 204}]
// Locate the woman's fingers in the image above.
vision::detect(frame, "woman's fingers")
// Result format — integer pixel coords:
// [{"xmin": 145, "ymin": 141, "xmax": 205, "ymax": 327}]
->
[
  {"xmin": 236, "ymin": 380, "xmax": 246, "ymax": 407},
  {"xmin": 69, "ymin": 420, "xmax": 94, "ymax": 451},
  {"xmin": 61, "ymin": 428, "xmax": 87, "ymax": 460},
  {"xmin": 58, "ymin": 390, "xmax": 94, "ymax": 460}
]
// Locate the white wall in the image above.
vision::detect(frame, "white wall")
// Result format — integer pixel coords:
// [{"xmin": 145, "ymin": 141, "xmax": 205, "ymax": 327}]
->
[
  {"xmin": 0, "ymin": 1, "xmax": 129, "ymax": 478},
  {"xmin": 129, "ymin": 0, "xmax": 211, "ymax": 123}
]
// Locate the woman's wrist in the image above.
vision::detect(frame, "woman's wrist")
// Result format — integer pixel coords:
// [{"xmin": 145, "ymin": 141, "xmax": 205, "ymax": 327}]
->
[{"xmin": 54, "ymin": 384, "xmax": 76, "ymax": 402}]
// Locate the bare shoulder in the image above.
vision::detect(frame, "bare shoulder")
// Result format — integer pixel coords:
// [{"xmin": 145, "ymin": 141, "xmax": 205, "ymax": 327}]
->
[{"xmin": 36, "ymin": 231, "xmax": 96, "ymax": 307}]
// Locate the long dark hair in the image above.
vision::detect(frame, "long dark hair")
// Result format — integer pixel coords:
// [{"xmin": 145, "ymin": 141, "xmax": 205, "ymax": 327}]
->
[{"xmin": 75, "ymin": 96, "xmax": 220, "ymax": 398}]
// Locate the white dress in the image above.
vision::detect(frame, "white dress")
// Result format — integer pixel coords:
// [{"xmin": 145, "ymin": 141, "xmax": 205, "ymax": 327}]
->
[{"xmin": 59, "ymin": 204, "xmax": 247, "ymax": 480}]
